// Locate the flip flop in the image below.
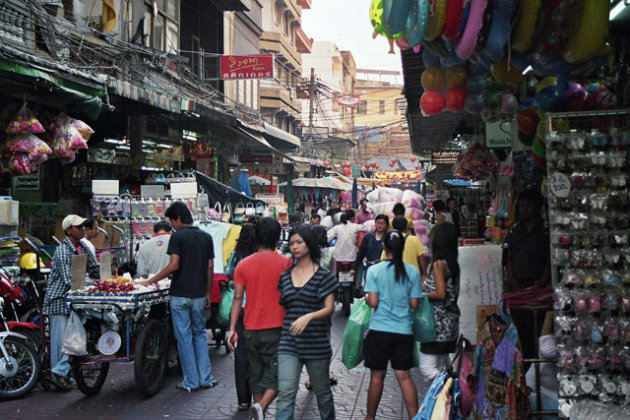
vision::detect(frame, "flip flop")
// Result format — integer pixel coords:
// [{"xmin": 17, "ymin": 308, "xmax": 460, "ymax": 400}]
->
[
  {"xmin": 49, "ymin": 374, "xmax": 72, "ymax": 391},
  {"xmin": 200, "ymin": 380, "xmax": 219, "ymax": 389},
  {"xmin": 175, "ymin": 382, "xmax": 199, "ymax": 392}
]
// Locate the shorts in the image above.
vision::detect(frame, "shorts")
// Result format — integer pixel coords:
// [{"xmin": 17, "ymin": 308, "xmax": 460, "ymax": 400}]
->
[
  {"xmin": 243, "ymin": 328, "xmax": 281, "ymax": 393},
  {"xmin": 363, "ymin": 329, "xmax": 414, "ymax": 371}
]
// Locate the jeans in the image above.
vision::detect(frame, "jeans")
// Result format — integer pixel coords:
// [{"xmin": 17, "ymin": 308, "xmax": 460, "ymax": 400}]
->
[
  {"xmin": 234, "ymin": 311, "xmax": 251, "ymax": 405},
  {"xmin": 50, "ymin": 314, "xmax": 72, "ymax": 378},
  {"xmin": 276, "ymin": 354, "xmax": 335, "ymax": 420},
  {"xmin": 170, "ymin": 296, "xmax": 214, "ymax": 389}
]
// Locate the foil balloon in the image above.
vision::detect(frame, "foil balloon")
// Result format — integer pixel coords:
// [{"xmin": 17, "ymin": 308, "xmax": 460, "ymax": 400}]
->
[
  {"xmin": 383, "ymin": 0, "xmax": 413, "ymax": 35},
  {"xmin": 483, "ymin": 0, "xmax": 514, "ymax": 61},
  {"xmin": 404, "ymin": 0, "xmax": 430, "ymax": 48},
  {"xmin": 425, "ymin": 0, "xmax": 448, "ymax": 41},
  {"xmin": 456, "ymin": 0, "xmax": 488, "ymax": 60},
  {"xmin": 370, "ymin": 0, "xmax": 405, "ymax": 39},
  {"xmin": 441, "ymin": 0, "xmax": 465, "ymax": 43},
  {"xmin": 563, "ymin": 0, "xmax": 609, "ymax": 63}
]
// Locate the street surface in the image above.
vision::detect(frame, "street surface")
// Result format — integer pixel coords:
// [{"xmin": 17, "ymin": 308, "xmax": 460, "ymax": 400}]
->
[{"xmin": 2, "ymin": 305, "xmax": 429, "ymax": 420}]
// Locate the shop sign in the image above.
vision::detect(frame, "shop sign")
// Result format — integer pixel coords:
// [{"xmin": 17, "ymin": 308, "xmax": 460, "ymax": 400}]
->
[
  {"xmin": 12, "ymin": 174, "xmax": 39, "ymax": 191},
  {"xmin": 431, "ymin": 150, "xmax": 460, "ymax": 164},
  {"xmin": 220, "ymin": 54, "xmax": 274, "ymax": 80},
  {"xmin": 549, "ymin": 172, "xmax": 571, "ymax": 198},
  {"xmin": 485, "ymin": 121, "xmax": 512, "ymax": 149},
  {"xmin": 337, "ymin": 94, "xmax": 361, "ymax": 107},
  {"xmin": 170, "ymin": 182, "xmax": 198, "ymax": 198},
  {"xmin": 92, "ymin": 180, "xmax": 119, "ymax": 196}
]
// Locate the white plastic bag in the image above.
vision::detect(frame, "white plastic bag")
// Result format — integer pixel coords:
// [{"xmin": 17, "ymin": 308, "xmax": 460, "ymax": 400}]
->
[{"xmin": 62, "ymin": 311, "xmax": 88, "ymax": 356}]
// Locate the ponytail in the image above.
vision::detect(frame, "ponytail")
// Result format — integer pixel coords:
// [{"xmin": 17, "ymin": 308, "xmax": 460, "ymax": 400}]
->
[{"xmin": 384, "ymin": 230, "xmax": 407, "ymax": 282}]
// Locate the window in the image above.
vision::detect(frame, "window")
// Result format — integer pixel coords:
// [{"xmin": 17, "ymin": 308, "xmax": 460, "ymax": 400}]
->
[
  {"xmin": 357, "ymin": 100, "xmax": 367, "ymax": 115},
  {"xmin": 395, "ymin": 98, "xmax": 407, "ymax": 115},
  {"xmin": 379, "ymin": 100, "xmax": 385, "ymax": 114},
  {"xmin": 144, "ymin": 0, "xmax": 179, "ymax": 52},
  {"xmin": 283, "ymin": 11, "xmax": 290, "ymax": 36}
]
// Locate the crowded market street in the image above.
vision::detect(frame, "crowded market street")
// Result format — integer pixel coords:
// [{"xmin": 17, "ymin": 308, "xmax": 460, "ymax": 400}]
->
[{"xmin": 1, "ymin": 306, "xmax": 429, "ymax": 420}]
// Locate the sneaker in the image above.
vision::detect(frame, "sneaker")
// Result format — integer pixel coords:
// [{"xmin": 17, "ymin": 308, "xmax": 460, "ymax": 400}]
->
[
  {"xmin": 238, "ymin": 402, "xmax": 251, "ymax": 412},
  {"xmin": 249, "ymin": 402, "xmax": 264, "ymax": 420}
]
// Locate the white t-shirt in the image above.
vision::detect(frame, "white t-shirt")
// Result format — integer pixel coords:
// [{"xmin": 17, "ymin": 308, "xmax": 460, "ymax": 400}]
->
[{"xmin": 80, "ymin": 238, "xmax": 96, "ymax": 259}]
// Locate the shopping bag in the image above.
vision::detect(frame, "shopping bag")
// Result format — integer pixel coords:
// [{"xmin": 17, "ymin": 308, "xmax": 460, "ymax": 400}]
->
[
  {"xmin": 341, "ymin": 298, "xmax": 372, "ymax": 369},
  {"xmin": 411, "ymin": 294, "xmax": 436, "ymax": 343},
  {"xmin": 216, "ymin": 284, "xmax": 234, "ymax": 326},
  {"xmin": 62, "ymin": 311, "xmax": 88, "ymax": 356}
]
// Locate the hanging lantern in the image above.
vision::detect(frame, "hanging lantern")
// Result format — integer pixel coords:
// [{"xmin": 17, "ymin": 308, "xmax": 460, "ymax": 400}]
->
[
  {"xmin": 396, "ymin": 167, "xmax": 401, "ymax": 172},
  {"xmin": 361, "ymin": 166, "xmax": 367, "ymax": 172},
  {"xmin": 410, "ymin": 157, "xmax": 416, "ymax": 162},
  {"xmin": 415, "ymin": 164, "xmax": 420, "ymax": 170}
]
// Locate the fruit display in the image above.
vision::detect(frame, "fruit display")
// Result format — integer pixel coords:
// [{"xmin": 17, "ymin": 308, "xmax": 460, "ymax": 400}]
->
[{"xmin": 88, "ymin": 277, "xmax": 135, "ymax": 293}]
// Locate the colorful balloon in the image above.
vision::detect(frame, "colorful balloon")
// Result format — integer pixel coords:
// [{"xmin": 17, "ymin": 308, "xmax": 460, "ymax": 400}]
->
[
  {"xmin": 421, "ymin": 67, "xmax": 446, "ymax": 91},
  {"xmin": 446, "ymin": 87, "xmax": 467, "ymax": 112},
  {"xmin": 421, "ymin": 91, "xmax": 446, "ymax": 115}
]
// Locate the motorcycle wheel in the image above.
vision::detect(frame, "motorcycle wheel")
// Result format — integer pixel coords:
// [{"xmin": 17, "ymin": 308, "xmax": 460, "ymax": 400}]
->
[
  {"xmin": 0, "ymin": 336, "xmax": 41, "ymax": 400},
  {"xmin": 12, "ymin": 327, "xmax": 41, "ymax": 354},
  {"xmin": 342, "ymin": 287, "xmax": 352, "ymax": 317}
]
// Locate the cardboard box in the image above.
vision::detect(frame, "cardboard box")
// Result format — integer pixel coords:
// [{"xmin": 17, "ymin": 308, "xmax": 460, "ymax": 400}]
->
[{"xmin": 0, "ymin": 200, "xmax": 19, "ymax": 225}]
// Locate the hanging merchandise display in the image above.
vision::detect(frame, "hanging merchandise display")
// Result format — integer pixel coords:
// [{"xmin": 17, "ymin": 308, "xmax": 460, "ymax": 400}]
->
[
  {"xmin": 545, "ymin": 110, "xmax": 630, "ymax": 418},
  {"xmin": 453, "ymin": 143, "xmax": 499, "ymax": 181}
]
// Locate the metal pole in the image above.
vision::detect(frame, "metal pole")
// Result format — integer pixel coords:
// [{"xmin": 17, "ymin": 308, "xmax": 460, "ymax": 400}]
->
[{"xmin": 308, "ymin": 67, "xmax": 315, "ymax": 141}]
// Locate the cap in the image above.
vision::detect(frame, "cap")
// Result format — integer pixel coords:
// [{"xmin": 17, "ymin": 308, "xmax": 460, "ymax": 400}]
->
[{"xmin": 62, "ymin": 214, "xmax": 87, "ymax": 231}]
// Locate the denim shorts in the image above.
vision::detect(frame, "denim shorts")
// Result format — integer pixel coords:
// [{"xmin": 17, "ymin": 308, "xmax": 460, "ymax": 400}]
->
[{"xmin": 243, "ymin": 328, "xmax": 281, "ymax": 393}]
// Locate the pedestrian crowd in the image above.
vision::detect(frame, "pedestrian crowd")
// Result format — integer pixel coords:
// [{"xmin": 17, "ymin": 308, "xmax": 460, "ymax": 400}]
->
[{"xmin": 44, "ymin": 197, "xmax": 464, "ymax": 420}]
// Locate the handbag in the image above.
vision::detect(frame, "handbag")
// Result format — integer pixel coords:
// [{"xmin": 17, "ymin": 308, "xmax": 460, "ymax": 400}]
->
[
  {"xmin": 255, "ymin": 202, "xmax": 265, "ymax": 215},
  {"xmin": 411, "ymin": 293, "xmax": 436, "ymax": 343},
  {"xmin": 341, "ymin": 298, "xmax": 372, "ymax": 369},
  {"xmin": 221, "ymin": 203, "xmax": 231, "ymax": 223},
  {"xmin": 233, "ymin": 202, "xmax": 245, "ymax": 223},
  {"xmin": 245, "ymin": 202, "xmax": 255, "ymax": 217},
  {"xmin": 415, "ymin": 371, "xmax": 448, "ymax": 420},
  {"xmin": 449, "ymin": 335, "xmax": 474, "ymax": 418}
]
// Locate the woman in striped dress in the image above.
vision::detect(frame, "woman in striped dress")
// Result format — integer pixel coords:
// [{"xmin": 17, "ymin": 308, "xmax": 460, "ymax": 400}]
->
[{"xmin": 276, "ymin": 224, "xmax": 338, "ymax": 420}]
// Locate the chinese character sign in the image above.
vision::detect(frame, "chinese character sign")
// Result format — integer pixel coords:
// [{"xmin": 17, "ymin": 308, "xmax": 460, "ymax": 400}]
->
[{"xmin": 220, "ymin": 55, "xmax": 274, "ymax": 80}]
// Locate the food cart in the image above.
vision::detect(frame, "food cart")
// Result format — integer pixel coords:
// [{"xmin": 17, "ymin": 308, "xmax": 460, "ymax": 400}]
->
[{"xmin": 64, "ymin": 286, "xmax": 170, "ymax": 397}]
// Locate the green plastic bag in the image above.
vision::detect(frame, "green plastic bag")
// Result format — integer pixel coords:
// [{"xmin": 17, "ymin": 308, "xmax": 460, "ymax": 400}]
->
[
  {"xmin": 411, "ymin": 294, "xmax": 436, "ymax": 343},
  {"xmin": 342, "ymin": 298, "xmax": 372, "ymax": 369},
  {"xmin": 411, "ymin": 341, "xmax": 420, "ymax": 368},
  {"xmin": 216, "ymin": 285, "xmax": 234, "ymax": 326}
]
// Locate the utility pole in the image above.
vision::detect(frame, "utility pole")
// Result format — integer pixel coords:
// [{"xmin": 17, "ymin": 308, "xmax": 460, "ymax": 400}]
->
[{"xmin": 308, "ymin": 67, "xmax": 315, "ymax": 139}]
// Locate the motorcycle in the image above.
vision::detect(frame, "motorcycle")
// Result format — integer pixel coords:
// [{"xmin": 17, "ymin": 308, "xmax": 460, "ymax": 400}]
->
[
  {"xmin": 336, "ymin": 261, "xmax": 355, "ymax": 317},
  {"xmin": 0, "ymin": 297, "xmax": 42, "ymax": 400},
  {"xmin": 0, "ymin": 268, "xmax": 42, "ymax": 351}
]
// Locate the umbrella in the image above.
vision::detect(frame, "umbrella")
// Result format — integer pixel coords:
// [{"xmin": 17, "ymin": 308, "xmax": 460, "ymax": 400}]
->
[
  {"xmin": 248, "ymin": 175, "xmax": 270, "ymax": 186},
  {"xmin": 286, "ymin": 173, "xmax": 294, "ymax": 214},
  {"xmin": 231, "ymin": 168, "xmax": 240, "ymax": 191},
  {"xmin": 351, "ymin": 177, "xmax": 358, "ymax": 209},
  {"xmin": 240, "ymin": 170, "xmax": 252, "ymax": 197}
]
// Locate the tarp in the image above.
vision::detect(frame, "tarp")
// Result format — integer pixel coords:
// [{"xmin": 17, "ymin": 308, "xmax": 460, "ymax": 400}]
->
[{"xmin": 194, "ymin": 171, "xmax": 266, "ymax": 209}]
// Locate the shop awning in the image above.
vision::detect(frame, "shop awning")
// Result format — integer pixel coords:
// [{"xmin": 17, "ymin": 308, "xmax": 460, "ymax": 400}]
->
[
  {"xmin": 232, "ymin": 124, "xmax": 295, "ymax": 162},
  {"xmin": 263, "ymin": 123, "xmax": 301, "ymax": 148},
  {"xmin": 209, "ymin": 0, "xmax": 249, "ymax": 11},
  {"xmin": 0, "ymin": 58, "xmax": 106, "ymax": 119}
]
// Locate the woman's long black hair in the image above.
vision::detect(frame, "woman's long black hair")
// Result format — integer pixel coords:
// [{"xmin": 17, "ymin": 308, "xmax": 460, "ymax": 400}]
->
[
  {"xmin": 429, "ymin": 222, "xmax": 460, "ymax": 281},
  {"xmin": 289, "ymin": 224, "xmax": 322, "ymax": 263},
  {"xmin": 340, "ymin": 209, "xmax": 355, "ymax": 225},
  {"xmin": 383, "ymin": 229, "xmax": 407, "ymax": 282},
  {"xmin": 234, "ymin": 223, "xmax": 258, "ymax": 259}
]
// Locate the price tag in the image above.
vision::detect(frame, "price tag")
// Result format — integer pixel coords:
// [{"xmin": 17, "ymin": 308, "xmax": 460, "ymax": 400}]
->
[{"xmin": 549, "ymin": 172, "xmax": 571, "ymax": 198}]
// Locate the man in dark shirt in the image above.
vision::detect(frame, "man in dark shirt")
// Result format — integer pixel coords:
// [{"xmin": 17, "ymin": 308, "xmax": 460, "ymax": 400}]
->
[
  {"xmin": 503, "ymin": 189, "xmax": 550, "ymax": 367},
  {"xmin": 139, "ymin": 202, "xmax": 218, "ymax": 392}
]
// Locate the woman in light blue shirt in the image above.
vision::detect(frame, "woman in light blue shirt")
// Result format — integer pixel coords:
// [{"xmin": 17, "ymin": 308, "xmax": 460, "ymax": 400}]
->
[{"xmin": 363, "ymin": 230, "xmax": 423, "ymax": 420}]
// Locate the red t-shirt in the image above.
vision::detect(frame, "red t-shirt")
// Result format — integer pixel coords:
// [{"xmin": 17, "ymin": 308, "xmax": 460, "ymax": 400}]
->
[{"xmin": 234, "ymin": 252, "xmax": 292, "ymax": 330}]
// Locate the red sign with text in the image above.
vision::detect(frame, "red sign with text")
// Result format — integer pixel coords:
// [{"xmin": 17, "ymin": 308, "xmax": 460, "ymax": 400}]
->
[{"xmin": 220, "ymin": 54, "xmax": 274, "ymax": 80}]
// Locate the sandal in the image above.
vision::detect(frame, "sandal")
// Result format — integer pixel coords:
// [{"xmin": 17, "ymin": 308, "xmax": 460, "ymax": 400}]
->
[
  {"xmin": 200, "ymin": 380, "xmax": 219, "ymax": 389},
  {"xmin": 305, "ymin": 380, "xmax": 313, "ymax": 390},
  {"xmin": 175, "ymin": 382, "xmax": 199, "ymax": 392},
  {"xmin": 329, "ymin": 375, "xmax": 338, "ymax": 385},
  {"xmin": 49, "ymin": 373, "xmax": 72, "ymax": 391}
]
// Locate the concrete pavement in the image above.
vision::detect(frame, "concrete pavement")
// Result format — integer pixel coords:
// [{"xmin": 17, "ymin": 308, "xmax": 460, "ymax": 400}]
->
[{"xmin": 2, "ymin": 306, "xmax": 430, "ymax": 420}]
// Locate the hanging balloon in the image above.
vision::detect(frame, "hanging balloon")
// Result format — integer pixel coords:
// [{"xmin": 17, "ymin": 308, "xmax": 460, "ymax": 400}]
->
[
  {"xmin": 383, "ymin": 0, "xmax": 414, "ymax": 35},
  {"xmin": 500, "ymin": 93, "xmax": 518, "ymax": 114},
  {"xmin": 424, "ymin": 0, "xmax": 448, "ymax": 41},
  {"xmin": 404, "ymin": 0, "xmax": 430, "ymax": 47},
  {"xmin": 512, "ymin": 0, "xmax": 542, "ymax": 52},
  {"xmin": 466, "ymin": 73, "xmax": 491, "ymax": 93},
  {"xmin": 396, "ymin": 167, "xmax": 401, "ymax": 172},
  {"xmin": 517, "ymin": 107, "xmax": 540, "ymax": 135},
  {"xmin": 421, "ymin": 67, "xmax": 446, "ymax": 91},
  {"xmin": 421, "ymin": 91, "xmax": 446, "ymax": 115},
  {"xmin": 491, "ymin": 59, "xmax": 523, "ymax": 85},
  {"xmin": 370, "ymin": 0, "xmax": 405, "ymax": 39},
  {"xmin": 415, "ymin": 164, "xmax": 420, "ymax": 170},
  {"xmin": 446, "ymin": 87, "xmax": 467, "ymax": 112},
  {"xmin": 482, "ymin": 91, "xmax": 501, "ymax": 109},
  {"xmin": 343, "ymin": 168, "xmax": 352, "ymax": 176},
  {"xmin": 565, "ymin": 83, "xmax": 589, "ymax": 112},
  {"xmin": 446, "ymin": 65, "xmax": 468, "ymax": 88},
  {"xmin": 455, "ymin": 0, "xmax": 489, "ymax": 59},
  {"xmin": 441, "ymin": 0, "xmax": 465, "ymax": 42},
  {"xmin": 464, "ymin": 93, "xmax": 485, "ymax": 114},
  {"xmin": 563, "ymin": 0, "xmax": 609, "ymax": 64}
]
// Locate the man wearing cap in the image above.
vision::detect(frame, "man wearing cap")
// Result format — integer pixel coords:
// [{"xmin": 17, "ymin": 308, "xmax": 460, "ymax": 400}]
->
[{"xmin": 44, "ymin": 214, "xmax": 99, "ymax": 389}]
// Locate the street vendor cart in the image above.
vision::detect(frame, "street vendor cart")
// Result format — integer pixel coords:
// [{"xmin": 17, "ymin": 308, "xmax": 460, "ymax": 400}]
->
[{"xmin": 64, "ymin": 287, "xmax": 170, "ymax": 397}]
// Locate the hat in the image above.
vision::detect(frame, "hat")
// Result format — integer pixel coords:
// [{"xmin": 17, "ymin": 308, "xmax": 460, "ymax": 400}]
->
[{"xmin": 62, "ymin": 214, "xmax": 87, "ymax": 231}]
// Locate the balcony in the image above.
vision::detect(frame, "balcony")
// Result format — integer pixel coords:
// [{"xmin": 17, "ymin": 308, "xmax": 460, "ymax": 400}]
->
[
  {"xmin": 260, "ymin": 31, "xmax": 301, "ymax": 70},
  {"xmin": 297, "ymin": 0, "xmax": 312, "ymax": 9},
  {"xmin": 295, "ymin": 26, "xmax": 313, "ymax": 54}
]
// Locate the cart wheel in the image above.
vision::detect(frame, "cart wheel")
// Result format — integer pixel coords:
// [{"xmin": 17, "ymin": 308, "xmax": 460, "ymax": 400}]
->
[
  {"xmin": 134, "ymin": 319, "xmax": 167, "ymax": 398},
  {"xmin": 73, "ymin": 362, "xmax": 109, "ymax": 396}
]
